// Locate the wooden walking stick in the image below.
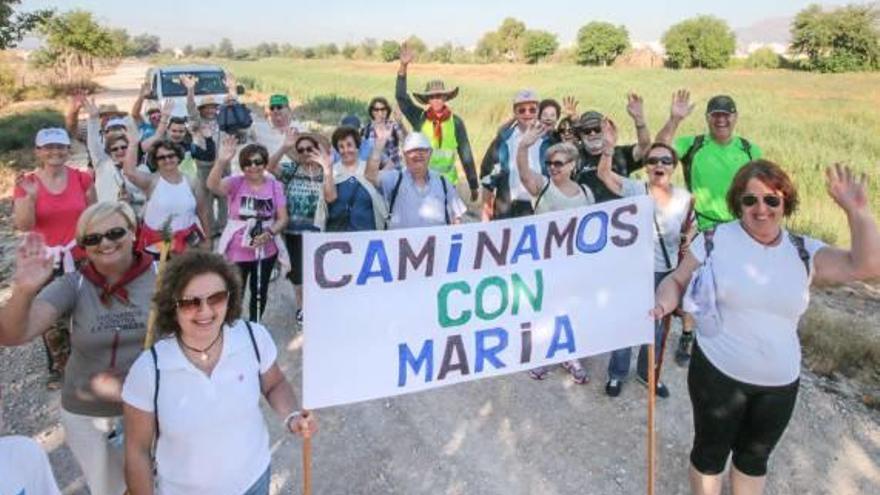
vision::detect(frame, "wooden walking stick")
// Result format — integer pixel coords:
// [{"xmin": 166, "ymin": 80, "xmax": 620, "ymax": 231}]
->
[
  {"xmin": 303, "ymin": 435, "xmax": 312, "ymax": 495},
  {"xmin": 143, "ymin": 219, "xmax": 173, "ymax": 349},
  {"xmin": 654, "ymin": 314, "xmax": 673, "ymax": 381},
  {"xmin": 647, "ymin": 342, "xmax": 656, "ymax": 495}
]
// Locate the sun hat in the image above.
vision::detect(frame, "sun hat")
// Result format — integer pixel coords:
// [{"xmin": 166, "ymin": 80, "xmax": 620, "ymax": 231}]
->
[
  {"xmin": 197, "ymin": 96, "xmax": 219, "ymax": 108},
  {"xmin": 104, "ymin": 117, "xmax": 127, "ymax": 131},
  {"xmin": 35, "ymin": 128, "xmax": 71, "ymax": 147},
  {"xmin": 98, "ymin": 104, "xmax": 123, "ymax": 117},
  {"xmin": 412, "ymin": 80, "xmax": 459, "ymax": 104}
]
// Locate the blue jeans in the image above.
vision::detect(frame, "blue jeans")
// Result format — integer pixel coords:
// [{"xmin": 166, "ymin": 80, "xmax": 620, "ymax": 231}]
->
[
  {"xmin": 607, "ymin": 271, "xmax": 671, "ymax": 381},
  {"xmin": 242, "ymin": 466, "xmax": 270, "ymax": 495}
]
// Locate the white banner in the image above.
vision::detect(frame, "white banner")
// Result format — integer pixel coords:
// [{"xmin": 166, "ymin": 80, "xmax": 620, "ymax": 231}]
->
[{"xmin": 303, "ymin": 196, "xmax": 655, "ymax": 409}]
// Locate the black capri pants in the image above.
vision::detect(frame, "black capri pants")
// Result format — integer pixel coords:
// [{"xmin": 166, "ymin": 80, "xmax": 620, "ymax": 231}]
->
[
  {"xmin": 688, "ymin": 341, "xmax": 799, "ymax": 477},
  {"xmin": 283, "ymin": 233, "xmax": 305, "ymax": 285}
]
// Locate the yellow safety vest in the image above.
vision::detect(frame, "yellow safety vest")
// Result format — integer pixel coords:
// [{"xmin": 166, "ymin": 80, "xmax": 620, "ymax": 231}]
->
[{"xmin": 420, "ymin": 117, "xmax": 459, "ymax": 184}]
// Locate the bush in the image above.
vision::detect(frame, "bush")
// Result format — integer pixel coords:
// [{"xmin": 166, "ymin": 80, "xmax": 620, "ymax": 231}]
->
[
  {"xmin": 0, "ymin": 108, "xmax": 65, "ymax": 155},
  {"xmin": 296, "ymin": 94, "xmax": 368, "ymax": 126},
  {"xmin": 662, "ymin": 15, "xmax": 736, "ymax": 69},
  {"xmin": 745, "ymin": 47, "xmax": 783, "ymax": 69}
]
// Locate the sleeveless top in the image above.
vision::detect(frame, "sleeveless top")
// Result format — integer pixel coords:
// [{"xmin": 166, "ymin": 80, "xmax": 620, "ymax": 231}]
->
[
  {"xmin": 143, "ymin": 176, "xmax": 198, "ymax": 232},
  {"xmin": 534, "ymin": 179, "xmax": 595, "ymax": 214}
]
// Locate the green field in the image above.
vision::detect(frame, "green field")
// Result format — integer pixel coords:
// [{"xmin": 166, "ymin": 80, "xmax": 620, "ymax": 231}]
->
[{"xmin": 225, "ymin": 58, "xmax": 880, "ymax": 245}]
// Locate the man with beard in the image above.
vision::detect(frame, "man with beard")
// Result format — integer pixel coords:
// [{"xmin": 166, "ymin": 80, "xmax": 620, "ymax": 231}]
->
[{"xmin": 572, "ymin": 93, "xmax": 652, "ymax": 202}]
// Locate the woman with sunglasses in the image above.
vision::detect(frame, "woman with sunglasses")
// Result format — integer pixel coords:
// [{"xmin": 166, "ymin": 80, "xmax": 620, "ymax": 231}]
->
[
  {"xmin": 652, "ymin": 161, "xmax": 880, "ymax": 495},
  {"xmin": 360, "ymin": 97, "xmax": 407, "ymax": 170},
  {"xmin": 92, "ymin": 131, "xmax": 151, "ymax": 217},
  {"xmin": 1, "ymin": 201, "xmax": 157, "ymax": 495},
  {"xmin": 597, "ymin": 121, "xmax": 695, "ymax": 398},
  {"xmin": 13, "ymin": 127, "xmax": 97, "ymax": 389},
  {"xmin": 209, "ymin": 137, "xmax": 289, "ymax": 322},
  {"xmin": 122, "ymin": 251, "xmax": 317, "ymax": 495},
  {"xmin": 268, "ymin": 130, "xmax": 336, "ymax": 326},
  {"xmin": 123, "ymin": 130, "xmax": 212, "ymax": 257},
  {"xmin": 515, "ymin": 122, "xmax": 595, "ymax": 384}
]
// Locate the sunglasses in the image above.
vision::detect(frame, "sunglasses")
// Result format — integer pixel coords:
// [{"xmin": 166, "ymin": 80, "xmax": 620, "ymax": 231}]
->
[
  {"xmin": 371, "ymin": 106, "xmax": 389, "ymax": 112},
  {"xmin": 558, "ymin": 126, "xmax": 573, "ymax": 135},
  {"xmin": 741, "ymin": 194, "xmax": 782, "ymax": 208},
  {"xmin": 646, "ymin": 156, "xmax": 675, "ymax": 166},
  {"xmin": 577, "ymin": 127, "xmax": 602, "ymax": 136},
  {"xmin": 109, "ymin": 145, "xmax": 128, "ymax": 153},
  {"xmin": 516, "ymin": 106, "xmax": 538, "ymax": 115},
  {"xmin": 155, "ymin": 153, "xmax": 178, "ymax": 162},
  {"xmin": 242, "ymin": 158, "xmax": 266, "ymax": 168},
  {"xmin": 80, "ymin": 226, "xmax": 128, "ymax": 247},
  {"xmin": 269, "ymin": 105, "xmax": 286, "ymax": 111},
  {"xmin": 545, "ymin": 159, "xmax": 572, "ymax": 169},
  {"xmin": 296, "ymin": 145, "xmax": 316, "ymax": 154},
  {"xmin": 175, "ymin": 290, "xmax": 229, "ymax": 313}
]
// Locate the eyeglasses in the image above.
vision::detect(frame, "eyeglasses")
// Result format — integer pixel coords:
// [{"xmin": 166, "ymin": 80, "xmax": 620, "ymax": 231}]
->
[
  {"xmin": 645, "ymin": 156, "xmax": 675, "ymax": 166},
  {"xmin": 175, "ymin": 290, "xmax": 229, "ymax": 313},
  {"xmin": 242, "ymin": 158, "xmax": 266, "ymax": 168},
  {"xmin": 155, "ymin": 153, "xmax": 178, "ymax": 162},
  {"xmin": 296, "ymin": 145, "xmax": 316, "ymax": 154},
  {"xmin": 516, "ymin": 106, "xmax": 538, "ymax": 115},
  {"xmin": 269, "ymin": 105, "xmax": 286, "ymax": 111},
  {"xmin": 576, "ymin": 127, "xmax": 602, "ymax": 136},
  {"xmin": 109, "ymin": 145, "xmax": 128, "ymax": 153},
  {"xmin": 558, "ymin": 126, "xmax": 572, "ymax": 135},
  {"xmin": 545, "ymin": 159, "xmax": 573, "ymax": 169},
  {"xmin": 371, "ymin": 106, "xmax": 389, "ymax": 113},
  {"xmin": 80, "ymin": 227, "xmax": 128, "ymax": 247},
  {"xmin": 740, "ymin": 194, "xmax": 782, "ymax": 208}
]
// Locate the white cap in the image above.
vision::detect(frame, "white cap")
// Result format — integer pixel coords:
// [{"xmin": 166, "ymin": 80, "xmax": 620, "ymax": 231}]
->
[
  {"xmin": 34, "ymin": 128, "xmax": 71, "ymax": 147},
  {"xmin": 402, "ymin": 132, "xmax": 432, "ymax": 152},
  {"xmin": 104, "ymin": 117, "xmax": 127, "ymax": 130},
  {"xmin": 513, "ymin": 89, "xmax": 539, "ymax": 106}
]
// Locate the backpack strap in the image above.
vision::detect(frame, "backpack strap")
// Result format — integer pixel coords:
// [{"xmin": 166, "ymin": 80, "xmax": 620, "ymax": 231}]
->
[
  {"xmin": 677, "ymin": 196, "xmax": 696, "ymax": 263},
  {"xmin": 647, "ymin": 184, "xmax": 674, "ymax": 271},
  {"xmin": 533, "ymin": 180, "xmax": 551, "ymax": 212},
  {"xmin": 385, "ymin": 170, "xmax": 404, "ymax": 229},
  {"xmin": 150, "ymin": 345, "xmax": 160, "ymax": 438},
  {"xmin": 739, "ymin": 137, "xmax": 753, "ymax": 161},
  {"xmin": 703, "ymin": 227, "xmax": 717, "ymax": 261},
  {"xmin": 680, "ymin": 135, "xmax": 705, "ymax": 192},
  {"xmin": 439, "ymin": 175, "xmax": 450, "ymax": 225},
  {"xmin": 244, "ymin": 320, "xmax": 264, "ymax": 392},
  {"xmin": 787, "ymin": 232, "xmax": 811, "ymax": 275}
]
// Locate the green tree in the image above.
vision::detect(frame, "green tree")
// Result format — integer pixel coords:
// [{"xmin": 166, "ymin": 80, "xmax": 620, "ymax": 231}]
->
[
  {"xmin": 790, "ymin": 4, "xmax": 880, "ymax": 72},
  {"xmin": 520, "ymin": 30, "xmax": 558, "ymax": 64},
  {"xmin": 404, "ymin": 35, "xmax": 428, "ymax": 61},
  {"xmin": 0, "ymin": 0, "xmax": 52, "ymax": 50},
  {"xmin": 662, "ymin": 15, "xmax": 736, "ymax": 69},
  {"xmin": 341, "ymin": 43, "xmax": 357, "ymax": 59},
  {"xmin": 216, "ymin": 37, "xmax": 234, "ymax": 58},
  {"xmin": 476, "ymin": 17, "xmax": 527, "ymax": 62},
  {"xmin": 380, "ymin": 39, "xmax": 400, "ymax": 62},
  {"xmin": 129, "ymin": 34, "xmax": 160, "ymax": 57},
  {"xmin": 745, "ymin": 47, "xmax": 783, "ymax": 69},
  {"xmin": 430, "ymin": 42, "xmax": 453, "ymax": 63},
  {"xmin": 575, "ymin": 21, "xmax": 630, "ymax": 66},
  {"xmin": 35, "ymin": 10, "xmax": 122, "ymax": 82},
  {"xmin": 315, "ymin": 43, "xmax": 339, "ymax": 58}
]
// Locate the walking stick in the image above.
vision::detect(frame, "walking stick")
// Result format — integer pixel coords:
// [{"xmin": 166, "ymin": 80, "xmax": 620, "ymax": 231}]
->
[
  {"xmin": 303, "ymin": 434, "xmax": 312, "ymax": 495},
  {"xmin": 143, "ymin": 219, "xmax": 173, "ymax": 349},
  {"xmin": 647, "ymin": 343, "xmax": 656, "ymax": 495},
  {"xmin": 254, "ymin": 244, "xmax": 264, "ymax": 323},
  {"xmin": 654, "ymin": 315, "xmax": 673, "ymax": 382}
]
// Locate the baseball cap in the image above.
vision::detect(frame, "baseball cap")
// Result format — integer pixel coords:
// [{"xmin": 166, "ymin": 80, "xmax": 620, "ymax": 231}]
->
[
  {"xmin": 35, "ymin": 128, "xmax": 71, "ymax": 147},
  {"xmin": 104, "ymin": 117, "xmax": 127, "ymax": 130},
  {"xmin": 706, "ymin": 95, "xmax": 737, "ymax": 114},
  {"xmin": 574, "ymin": 110, "xmax": 604, "ymax": 130},
  {"xmin": 197, "ymin": 96, "xmax": 219, "ymax": 108},
  {"xmin": 339, "ymin": 114, "xmax": 361, "ymax": 129},
  {"xmin": 402, "ymin": 132, "xmax": 432, "ymax": 152},
  {"xmin": 269, "ymin": 94, "xmax": 289, "ymax": 107},
  {"xmin": 513, "ymin": 89, "xmax": 539, "ymax": 106}
]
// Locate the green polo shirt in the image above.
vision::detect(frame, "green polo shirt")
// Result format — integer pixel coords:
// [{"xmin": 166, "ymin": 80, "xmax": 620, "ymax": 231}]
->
[{"xmin": 674, "ymin": 134, "xmax": 762, "ymax": 231}]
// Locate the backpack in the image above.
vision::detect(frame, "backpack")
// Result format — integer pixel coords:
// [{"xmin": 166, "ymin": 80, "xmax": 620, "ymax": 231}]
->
[
  {"xmin": 150, "ymin": 320, "xmax": 262, "ymax": 438},
  {"xmin": 385, "ymin": 171, "xmax": 450, "ymax": 229},
  {"xmin": 217, "ymin": 102, "xmax": 253, "ymax": 134},
  {"xmin": 680, "ymin": 134, "xmax": 753, "ymax": 192}
]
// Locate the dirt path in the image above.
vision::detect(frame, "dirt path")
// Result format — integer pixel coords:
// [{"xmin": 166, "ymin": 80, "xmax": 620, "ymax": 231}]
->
[{"xmin": 0, "ymin": 60, "xmax": 877, "ymax": 495}]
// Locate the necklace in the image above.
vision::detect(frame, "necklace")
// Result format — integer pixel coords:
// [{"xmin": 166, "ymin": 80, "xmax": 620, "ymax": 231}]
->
[
  {"xmin": 741, "ymin": 221, "xmax": 783, "ymax": 247},
  {"xmin": 178, "ymin": 330, "xmax": 223, "ymax": 362}
]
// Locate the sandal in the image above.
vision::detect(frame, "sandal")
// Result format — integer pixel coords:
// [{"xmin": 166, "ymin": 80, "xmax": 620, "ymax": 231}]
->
[
  {"xmin": 562, "ymin": 360, "xmax": 589, "ymax": 385},
  {"xmin": 528, "ymin": 366, "xmax": 550, "ymax": 380}
]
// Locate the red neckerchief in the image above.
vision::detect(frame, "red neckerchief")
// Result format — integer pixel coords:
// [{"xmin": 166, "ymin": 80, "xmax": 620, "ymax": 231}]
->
[
  {"xmin": 425, "ymin": 105, "xmax": 452, "ymax": 147},
  {"xmin": 80, "ymin": 251, "xmax": 154, "ymax": 307}
]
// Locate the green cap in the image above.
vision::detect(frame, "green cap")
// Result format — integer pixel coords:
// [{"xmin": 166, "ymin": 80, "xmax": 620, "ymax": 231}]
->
[{"xmin": 269, "ymin": 94, "xmax": 289, "ymax": 107}]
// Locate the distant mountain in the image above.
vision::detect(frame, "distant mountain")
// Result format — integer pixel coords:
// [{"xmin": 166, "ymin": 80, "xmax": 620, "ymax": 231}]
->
[{"xmin": 735, "ymin": 16, "xmax": 792, "ymax": 48}]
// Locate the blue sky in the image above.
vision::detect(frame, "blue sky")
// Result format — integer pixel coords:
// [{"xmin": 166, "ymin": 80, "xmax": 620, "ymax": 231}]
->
[{"xmin": 21, "ymin": 0, "xmax": 856, "ymax": 48}]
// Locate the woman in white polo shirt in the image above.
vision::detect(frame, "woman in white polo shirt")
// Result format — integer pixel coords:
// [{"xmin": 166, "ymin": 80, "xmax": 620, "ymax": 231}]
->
[{"xmin": 122, "ymin": 251, "xmax": 317, "ymax": 495}]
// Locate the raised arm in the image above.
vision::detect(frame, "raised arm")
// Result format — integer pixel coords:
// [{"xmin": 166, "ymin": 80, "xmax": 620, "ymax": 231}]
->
[
  {"xmin": 139, "ymin": 99, "xmax": 173, "ymax": 153},
  {"xmin": 626, "ymin": 92, "xmax": 651, "ymax": 161},
  {"xmin": 122, "ymin": 128, "xmax": 155, "ymax": 194},
  {"xmin": 562, "ymin": 95, "xmax": 579, "ymax": 119},
  {"xmin": 813, "ymin": 164, "xmax": 880, "ymax": 285},
  {"xmin": 365, "ymin": 122, "xmax": 392, "ymax": 187},
  {"xmin": 181, "ymin": 74, "xmax": 200, "ymax": 122},
  {"xmin": 515, "ymin": 122, "xmax": 548, "ymax": 197},
  {"xmin": 207, "ymin": 135, "xmax": 237, "ymax": 197},
  {"xmin": 453, "ymin": 117, "xmax": 480, "ymax": 200},
  {"xmin": 268, "ymin": 128, "xmax": 298, "ymax": 179},
  {"xmin": 131, "ymin": 80, "xmax": 151, "ymax": 127},
  {"xmin": 83, "ymin": 98, "xmax": 107, "ymax": 165},
  {"xmin": 65, "ymin": 91, "xmax": 85, "ymax": 140},
  {"xmin": 0, "ymin": 233, "xmax": 63, "ymax": 346},
  {"xmin": 395, "ymin": 43, "xmax": 423, "ymax": 128},
  {"xmin": 12, "ymin": 174, "xmax": 37, "ymax": 231},
  {"xmin": 192, "ymin": 177, "xmax": 212, "ymax": 244},
  {"xmin": 655, "ymin": 89, "xmax": 694, "ymax": 146},
  {"xmin": 597, "ymin": 118, "xmax": 624, "ymax": 196},
  {"xmin": 314, "ymin": 146, "xmax": 337, "ymax": 204}
]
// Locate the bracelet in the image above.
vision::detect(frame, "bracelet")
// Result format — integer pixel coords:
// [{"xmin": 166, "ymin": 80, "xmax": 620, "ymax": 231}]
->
[{"xmin": 283, "ymin": 410, "xmax": 302, "ymax": 431}]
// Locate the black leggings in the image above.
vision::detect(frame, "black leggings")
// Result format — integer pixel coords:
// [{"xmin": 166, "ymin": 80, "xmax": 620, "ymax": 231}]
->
[
  {"xmin": 688, "ymin": 342, "xmax": 799, "ymax": 477},
  {"xmin": 236, "ymin": 254, "xmax": 277, "ymax": 322}
]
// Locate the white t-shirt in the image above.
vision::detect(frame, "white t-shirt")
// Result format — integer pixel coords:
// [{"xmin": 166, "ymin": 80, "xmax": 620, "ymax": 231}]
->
[
  {"xmin": 505, "ymin": 127, "xmax": 543, "ymax": 202},
  {"xmin": 0, "ymin": 436, "xmax": 62, "ymax": 495},
  {"xmin": 689, "ymin": 222, "xmax": 824, "ymax": 386},
  {"xmin": 621, "ymin": 179, "xmax": 693, "ymax": 272},
  {"xmin": 533, "ymin": 178, "xmax": 594, "ymax": 215},
  {"xmin": 122, "ymin": 320, "xmax": 278, "ymax": 495}
]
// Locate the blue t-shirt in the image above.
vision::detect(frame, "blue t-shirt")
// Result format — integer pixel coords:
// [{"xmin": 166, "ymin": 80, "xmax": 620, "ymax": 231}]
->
[{"xmin": 326, "ymin": 176, "xmax": 376, "ymax": 232}]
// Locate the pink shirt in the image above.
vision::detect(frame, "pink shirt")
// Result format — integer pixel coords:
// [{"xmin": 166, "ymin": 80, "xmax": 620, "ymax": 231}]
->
[
  {"xmin": 13, "ymin": 166, "xmax": 93, "ymax": 247},
  {"xmin": 222, "ymin": 175, "xmax": 286, "ymax": 262}
]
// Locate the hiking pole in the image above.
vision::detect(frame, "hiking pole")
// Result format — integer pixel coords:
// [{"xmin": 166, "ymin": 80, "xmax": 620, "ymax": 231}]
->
[
  {"xmin": 254, "ymin": 244, "xmax": 264, "ymax": 323},
  {"xmin": 654, "ymin": 315, "xmax": 673, "ymax": 382},
  {"xmin": 302, "ymin": 416, "xmax": 313, "ymax": 495},
  {"xmin": 144, "ymin": 219, "xmax": 173, "ymax": 349},
  {"xmin": 647, "ymin": 342, "xmax": 656, "ymax": 495}
]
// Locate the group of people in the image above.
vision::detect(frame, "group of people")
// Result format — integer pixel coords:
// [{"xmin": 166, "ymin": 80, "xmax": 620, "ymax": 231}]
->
[{"xmin": 1, "ymin": 42, "xmax": 878, "ymax": 495}]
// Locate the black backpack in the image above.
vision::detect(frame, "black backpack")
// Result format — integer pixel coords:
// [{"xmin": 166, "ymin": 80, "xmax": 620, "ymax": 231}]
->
[
  {"xmin": 680, "ymin": 134, "xmax": 753, "ymax": 191},
  {"xmin": 217, "ymin": 102, "xmax": 253, "ymax": 134}
]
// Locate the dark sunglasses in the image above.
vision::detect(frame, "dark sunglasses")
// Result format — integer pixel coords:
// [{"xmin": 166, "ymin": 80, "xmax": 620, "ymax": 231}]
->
[
  {"xmin": 269, "ymin": 105, "xmax": 286, "ymax": 111},
  {"xmin": 545, "ymin": 159, "xmax": 572, "ymax": 168},
  {"xmin": 646, "ymin": 156, "xmax": 675, "ymax": 166},
  {"xmin": 109, "ymin": 145, "xmax": 128, "ymax": 153},
  {"xmin": 516, "ymin": 106, "xmax": 538, "ymax": 115},
  {"xmin": 371, "ymin": 106, "xmax": 389, "ymax": 112},
  {"xmin": 576, "ymin": 127, "xmax": 602, "ymax": 136},
  {"xmin": 741, "ymin": 194, "xmax": 782, "ymax": 208},
  {"xmin": 155, "ymin": 153, "xmax": 178, "ymax": 162},
  {"xmin": 296, "ymin": 145, "xmax": 316, "ymax": 154},
  {"xmin": 242, "ymin": 158, "xmax": 267, "ymax": 168},
  {"xmin": 175, "ymin": 290, "xmax": 229, "ymax": 312},
  {"xmin": 80, "ymin": 227, "xmax": 128, "ymax": 247},
  {"xmin": 558, "ymin": 126, "xmax": 573, "ymax": 135}
]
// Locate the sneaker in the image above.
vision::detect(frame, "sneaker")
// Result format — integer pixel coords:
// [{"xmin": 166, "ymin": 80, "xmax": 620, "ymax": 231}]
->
[
  {"xmin": 296, "ymin": 309, "xmax": 304, "ymax": 326},
  {"xmin": 605, "ymin": 378, "xmax": 622, "ymax": 397},
  {"xmin": 635, "ymin": 374, "xmax": 670, "ymax": 398},
  {"xmin": 528, "ymin": 367, "xmax": 550, "ymax": 380},
  {"xmin": 675, "ymin": 332, "xmax": 694, "ymax": 367},
  {"xmin": 561, "ymin": 360, "xmax": 589, "ymax": 385}
]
